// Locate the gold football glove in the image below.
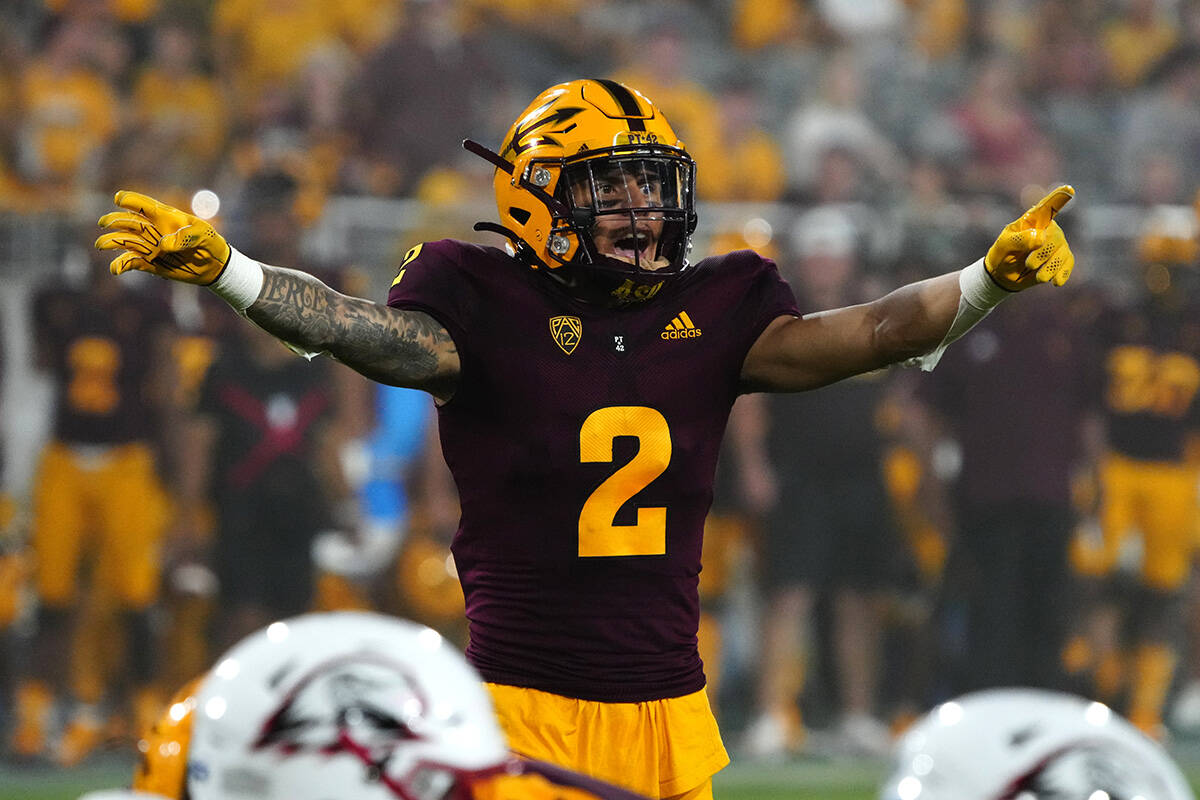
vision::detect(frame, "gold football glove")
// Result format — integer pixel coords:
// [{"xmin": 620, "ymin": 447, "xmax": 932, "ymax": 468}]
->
[
  {"xmin": 985, "ymin": 184, "xmax": 1076, "ymax": 290},
  {"xmin": 95, "ymin": 191, "xmax": 231, "ymax": 285}
]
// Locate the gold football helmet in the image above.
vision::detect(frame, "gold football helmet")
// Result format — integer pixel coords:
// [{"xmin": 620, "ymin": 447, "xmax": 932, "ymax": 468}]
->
[{"xmin": 465, "ymin": 79, "xmax": 697, "ymax": 306}]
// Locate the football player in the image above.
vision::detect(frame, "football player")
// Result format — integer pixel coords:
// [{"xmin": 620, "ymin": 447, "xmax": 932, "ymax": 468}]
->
[
  {"xmin": 1066, "ymin": 207, "xmax": 1200, "ymax": 739},
  {"xmin": 11, "ymin": 245, "xmax": 176, "ymax": 765},
  {"xmin": 97, "ymin": 611, "xmax": 651, "ymax": 800},
  {"xmin": 97, "ymin": 79, "xmax": 1076, "ymax": 799},
  {"xmin": 880, "ymin": 687, "xmax": 1196, "ymax": 800}
]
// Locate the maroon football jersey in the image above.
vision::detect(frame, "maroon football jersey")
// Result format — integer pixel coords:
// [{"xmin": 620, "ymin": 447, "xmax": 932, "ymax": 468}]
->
[
  {"xmin": 33, "ymin": 284, "xmax": 174, "ymax": 445},
  {"xmin": 388, "ymin": 240, "xmax": 797, "ymax": 701},
  {"xmin": 1095, "ymin": 292, "xmax": 1200, "ymax": 462}
]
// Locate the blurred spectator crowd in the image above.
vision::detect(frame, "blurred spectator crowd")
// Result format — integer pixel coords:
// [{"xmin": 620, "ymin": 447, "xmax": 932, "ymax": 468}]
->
[{"xmin": 4, "ymin": 0, "xmax": 1200, "ymax": 773}]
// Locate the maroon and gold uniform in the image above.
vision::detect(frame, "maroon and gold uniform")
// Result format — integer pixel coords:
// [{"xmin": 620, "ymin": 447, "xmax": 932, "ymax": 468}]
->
[
  {"xmin": 14, "ymin": 280, "xmax": 174, "ymax": 763},
  {"xmin": 1094, "ymin": 297, "xmax": 1200, "ymax": 589},
  {"xmin": 31, "ymin": 284, "xmax": 173, "ymax": 610},
  {"xmin": 1080, "ymin": 289, "xmax": 1200, "ymax": 737},
  {"xmin": 388, "ymin": 239, "xmax": 797, "ymax": 795}
]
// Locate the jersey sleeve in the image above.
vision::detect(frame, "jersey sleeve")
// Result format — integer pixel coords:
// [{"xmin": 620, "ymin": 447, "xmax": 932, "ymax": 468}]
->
[
  {"xmin": 748, "ymin": 252, "xmax": 801, "ymax": 332},
  {"xmin": 720, "ymin": 249, "xmax": 801, "ymax": 362},
  {"xmin": 385, "ymin": 239, "xmax": 480, "ymax": 351}
]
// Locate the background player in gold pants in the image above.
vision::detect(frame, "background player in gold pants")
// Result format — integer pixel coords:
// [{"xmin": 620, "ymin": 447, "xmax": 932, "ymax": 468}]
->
[{"xmin": 11, "ymin": 246, "xmax": 175, "ymax": 765}]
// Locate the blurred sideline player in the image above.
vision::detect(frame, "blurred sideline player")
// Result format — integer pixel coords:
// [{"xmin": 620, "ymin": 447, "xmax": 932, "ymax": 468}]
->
[
  {"xmin": 1169, "ymin": 190, "xmax": 1200, "ymax": 731},
  {"xmin": 170, "ymin": 170, "xmax": 365, "ymax": 654},
  {"xmin": 84, "ymin": 611, "xmax": 652, "ymax": 800},
  {"xmin": 312, "ymin": 382, "xmax": 433, "ymax": 613},
  {"xmin": 741, "ymin": 210, "xmax": 904, "ymax": 759},
  {"xmin": 0, "ymin": 319, "xmax": 29, "ymax": 708},
  {"xmin": 11, "ymin": 245, "xmax": 175, "ymax": 765},
  {"xmin": 880, "ymin": 687, "xmax": 1195, "ymax": 800},
  {"xmin": 1066, "ymin": 205, "xmax": 1200, "ymax": 739},
  {"xmin": 158, "ymin": 287, "xmax": 228, "ymax": 695},
  {"xmin": 918, "ymin": 283, "xmax": 1091, "ymax": 697},
  {"xmin": 97, "ymin": 79, "xmax": 1076, "ymax": 798},
  {"xmin": 310, "ymin": 353, "xmax": 469, "ymax": 644}
]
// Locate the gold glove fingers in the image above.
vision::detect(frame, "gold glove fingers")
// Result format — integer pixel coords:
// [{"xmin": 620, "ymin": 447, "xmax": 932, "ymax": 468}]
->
[
  {"xmin": 1026, "ymin": 221, "xmax": 1074, "ymax": 287},
  {"xmin": 985, "ymin": 185, "xmax": 1076, "ymax": 290},
  {"xmin": 113, "ymin": 190, "xmax": 188, "ymax": 226},
  {"xmin": 1020, "ymin": 184, "xmax": 1075, "ymax": 229},
  {"xmin": 96, "ymin": 211, "xmax": 163, "ymax": 245},
  {"xmin": 95, "ymin": 231, "xmax": 156, "ymax": 258},
  {"xmin": 108, "ymin": 251, "xmax": 155, "ymax": 276},
  {"xmin": 96, "ymin": 191, "xmax": 231, "ymax": 285}
]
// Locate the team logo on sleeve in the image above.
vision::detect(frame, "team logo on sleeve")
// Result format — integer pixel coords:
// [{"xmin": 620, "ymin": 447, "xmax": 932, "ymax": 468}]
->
[
  {"xmin": 661, "ymin": 311, "xmax": 701, "ymax": 339},
  {"xmin": 549, "ymin": 316, "xmax": 582, "ymax": 355}
]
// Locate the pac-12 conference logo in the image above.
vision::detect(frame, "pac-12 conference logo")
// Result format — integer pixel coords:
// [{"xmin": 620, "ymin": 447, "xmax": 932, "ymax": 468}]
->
[{"xmin": 550, "ymin": 316, "xmax": 582, "ymax": 354}]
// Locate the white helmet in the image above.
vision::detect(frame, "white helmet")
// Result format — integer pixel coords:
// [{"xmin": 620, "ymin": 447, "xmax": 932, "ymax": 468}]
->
[
  {"xmin": 881, "ymin": 688, "xmax": 1195, "ymax": 800},
  {"xmin": 139, "ymin": 611, "xmax": 510, "ymax": 800}
]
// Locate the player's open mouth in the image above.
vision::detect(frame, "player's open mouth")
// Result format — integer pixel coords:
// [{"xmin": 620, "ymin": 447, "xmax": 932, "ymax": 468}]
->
[{"xmin": 611, "ymin": 233, "xmax": 653, "ymax": 265}]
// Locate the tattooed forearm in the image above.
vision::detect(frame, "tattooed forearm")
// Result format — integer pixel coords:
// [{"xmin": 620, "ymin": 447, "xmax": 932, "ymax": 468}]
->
[{"xmin": 246, "ymin": 265, "xmax": 459, "ymax": 397}]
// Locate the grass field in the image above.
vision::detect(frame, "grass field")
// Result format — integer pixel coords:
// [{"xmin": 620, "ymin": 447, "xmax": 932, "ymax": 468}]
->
[
  {"xmin": 1, "ymin": 751, "xmax": 1197, "ymax": 800},
  {"xmin": 0, "ymin": 756, "xmax": 885, "ymax": 800}
]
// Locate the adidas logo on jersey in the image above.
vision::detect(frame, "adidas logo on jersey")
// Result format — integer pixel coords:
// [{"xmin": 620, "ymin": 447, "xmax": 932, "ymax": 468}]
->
[{"xmin": 662, "ymin": 312, "xmax": 702, "ymax": 339}]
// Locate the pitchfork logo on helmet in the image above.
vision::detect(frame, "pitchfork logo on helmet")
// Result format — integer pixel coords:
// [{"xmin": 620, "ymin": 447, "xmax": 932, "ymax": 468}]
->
[
  {"xmin": 253, "ymin": 653, "xmax": 428, "ymax": 757},
  {"xmin": 464, "ymin": 79, "xmax": 698, "ymax": 307},
  {"xmin": 151, "ymin": 612, "xmax": 511, "ymax": 800}
]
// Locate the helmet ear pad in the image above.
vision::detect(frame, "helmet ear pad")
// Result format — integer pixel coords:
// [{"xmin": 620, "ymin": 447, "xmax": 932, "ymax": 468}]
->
[{"xmin": 499, "ymin": 156, "xmax": 574, "ymax": 266}]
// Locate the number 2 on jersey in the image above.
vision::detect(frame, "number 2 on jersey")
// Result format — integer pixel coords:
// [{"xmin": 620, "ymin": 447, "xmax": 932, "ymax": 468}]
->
[{"xmin": 578, "ymin": 406, "xmax": 671, "ymax": 557}]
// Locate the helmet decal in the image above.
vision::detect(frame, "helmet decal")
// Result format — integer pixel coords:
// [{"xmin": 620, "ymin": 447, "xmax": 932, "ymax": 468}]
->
[
  {"xmin": 183, "ymin": 612, "xmax": 510, "ymax": 800},
  {"xmin": 587, "ymin": 79, "xmax": 649, "ymax": 129},
  {"xmin": 254, "ymin": 653, "xmax": 426, "ymax": 756},
  {"xmin": 500, "ymin": 104, "xmax": 585, "ymax": 160}
]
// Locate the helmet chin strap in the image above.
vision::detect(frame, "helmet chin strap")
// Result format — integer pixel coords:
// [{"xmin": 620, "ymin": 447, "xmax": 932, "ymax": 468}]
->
[{"xmin": 471, "ymin": 222, "xmax": 545, "ymax": 268}]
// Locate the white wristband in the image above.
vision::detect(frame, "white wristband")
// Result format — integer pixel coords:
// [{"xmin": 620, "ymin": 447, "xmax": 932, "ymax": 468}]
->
[
  {"xmin": 906, "ymin": 258, "xmax": 1012, "ymax": 372},
  {"xmin": 209, "ymin": 247, "xmax": 264, "ymax": 313},
  {"xmin": 958, "ymin": 256, "xmax": 1013, "ymax": 311}
]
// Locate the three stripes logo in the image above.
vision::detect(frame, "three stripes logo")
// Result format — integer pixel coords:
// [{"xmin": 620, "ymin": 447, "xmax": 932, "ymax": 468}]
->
[{"xmin": 661, "ymin": 311, "xmax": 701, "ymax": 340}]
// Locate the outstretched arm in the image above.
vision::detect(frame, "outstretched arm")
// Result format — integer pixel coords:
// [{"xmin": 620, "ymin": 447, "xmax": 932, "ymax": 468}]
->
[
  {"xmin": 741, "ymin": 185, "xmax": 1076, "ymax": 392},
  {"xmin": 96, "ymin": 191, "xmax": 460, "ymax": 402},
  {"xmin": 741, "ymin": 272, "xmax": 962, "ymax": 392},
  {"xmin": 248, "ymin": 266, "xmax": 459, "ymax": 399}
]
